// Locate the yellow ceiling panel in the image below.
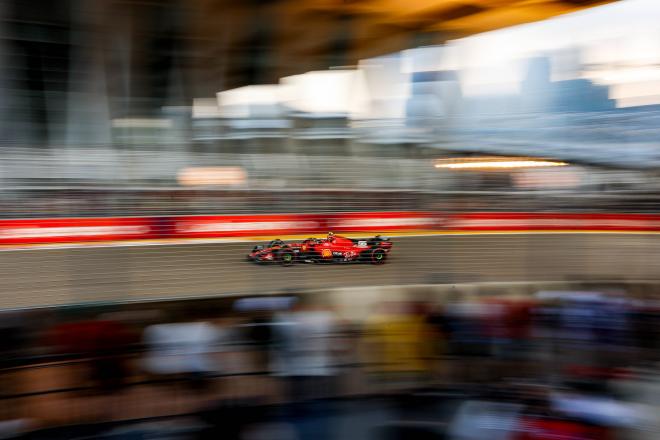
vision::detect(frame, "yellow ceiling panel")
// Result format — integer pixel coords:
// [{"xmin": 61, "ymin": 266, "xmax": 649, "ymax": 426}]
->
[{"xmin": 430, "ymin": 2, "xmax": 573, "ymax": 34}]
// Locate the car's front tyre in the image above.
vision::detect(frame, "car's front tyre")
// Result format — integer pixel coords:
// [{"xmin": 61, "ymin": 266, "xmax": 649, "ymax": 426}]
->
[
  {"xmin": 279, "ymin": 249, "xmax": 295, "ymax": 266},
  {"xmin": 370, "ymin": 248, "xmax": 387, "ymax": 264}
]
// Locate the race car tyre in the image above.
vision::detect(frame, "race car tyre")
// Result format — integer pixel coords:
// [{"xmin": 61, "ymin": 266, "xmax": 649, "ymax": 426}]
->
[
  {"xmin": 279, "ymin": 249, "xmax": 295, "ymax": 266},
  {"xmin": 370, "ymin": 249, "xmax": 387, "ymax": 264}
]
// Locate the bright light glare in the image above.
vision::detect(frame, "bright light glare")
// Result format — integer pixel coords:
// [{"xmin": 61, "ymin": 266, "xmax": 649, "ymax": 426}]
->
[
  {"xmin": 218, "ymin": 85, "xmax": 282, "ymax": 106},
  {"xmin": 217, "ymin": 85, "xmax": 282, "ymax": 118},
  {"xmin": 280, "ymin": 70, "xmax": 367, "ymax": 116},
  {"xmin": 435, "ymin": 158, "xmax": 567, "ymax": 170},
  {"xmin": 178, "ymin": 167, "xmax": 247, "ymax": 186}
]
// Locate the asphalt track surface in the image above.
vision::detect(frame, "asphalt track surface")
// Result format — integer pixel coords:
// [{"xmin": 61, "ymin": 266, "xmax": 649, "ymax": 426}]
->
[{"xmin": 3, "ymin": 233, "xmax": 660, "ymax": 308}]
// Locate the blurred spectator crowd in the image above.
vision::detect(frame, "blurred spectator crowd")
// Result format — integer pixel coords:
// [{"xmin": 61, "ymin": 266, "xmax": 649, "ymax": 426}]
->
[{"xmin": 1, "ymin": 289, "xmax": 659, "ymax": 439}]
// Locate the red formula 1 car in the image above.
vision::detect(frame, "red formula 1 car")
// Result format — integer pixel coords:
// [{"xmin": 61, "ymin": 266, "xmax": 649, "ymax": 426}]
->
[{"xmin": 247, "ymin": 232, "xmax": 392, "ymax": 266}]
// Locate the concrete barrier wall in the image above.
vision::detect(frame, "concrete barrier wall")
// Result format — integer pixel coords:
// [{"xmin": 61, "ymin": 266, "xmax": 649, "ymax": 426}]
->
[{"xmin": 8, "ymin": 280, "xmax": 660, "ymax": 322}]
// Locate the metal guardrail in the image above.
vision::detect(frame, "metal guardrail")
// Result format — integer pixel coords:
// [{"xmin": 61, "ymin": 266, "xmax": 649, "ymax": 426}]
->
[
  {"xmin": 1, "ymin": 187, "xmax": 660, "ymax": 218},
  {"xmin": 0, "ymin": 146, "xmax": 655, "ymax": 217}
]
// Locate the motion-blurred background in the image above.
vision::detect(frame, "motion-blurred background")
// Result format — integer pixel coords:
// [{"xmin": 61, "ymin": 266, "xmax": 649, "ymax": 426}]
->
[
  {"xmin": 1, "ymin": 0, "xmax": 660, "ymax": 439},
  {"xmin": 1, "ymin": 0, "xmax": 660, "ymax": 217}
]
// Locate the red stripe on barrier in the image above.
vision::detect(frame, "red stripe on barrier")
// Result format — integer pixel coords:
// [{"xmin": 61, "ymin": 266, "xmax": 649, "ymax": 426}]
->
[
  {"xmin": 2, "ymin": 212, "xmax": 660, "ymax": 245},
  {"xmin": 0, "ymin": 217, "xmax": 155, "ymax": 244},
  {"xmin": 169, "ymin": 212, "xmax": 444, "ymax": 238},
  {"xmin": 327, "ymin": 211, "xmax": 444, "ymax": 232},
  {"xmin": 171, "ymin": 214, "xmax": 323, "ymax": 238},
  {"xmin": 450, "ymin": 213, "xmax": 660, "ymax": 231}
]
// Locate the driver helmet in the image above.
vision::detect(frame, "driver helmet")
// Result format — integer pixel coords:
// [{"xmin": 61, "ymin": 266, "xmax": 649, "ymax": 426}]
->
[{"xmin": 327, "ymin": 231, "xmax": 335, "ymax": 240}]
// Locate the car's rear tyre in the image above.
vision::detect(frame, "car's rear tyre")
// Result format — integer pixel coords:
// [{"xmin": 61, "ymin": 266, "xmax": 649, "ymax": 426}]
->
[
  {"xmin": 370, "ymin": 248, "xmax": 387, "ymax": 264},
  {"xmin": 279, "ymin": 249, "xmax": 295, "ymax": 266}
]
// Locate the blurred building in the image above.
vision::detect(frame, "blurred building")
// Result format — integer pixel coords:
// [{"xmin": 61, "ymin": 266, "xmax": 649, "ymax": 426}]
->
[{"xmin": 0, "ymin": 0, "xmax": 616, "ymax": 148}]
